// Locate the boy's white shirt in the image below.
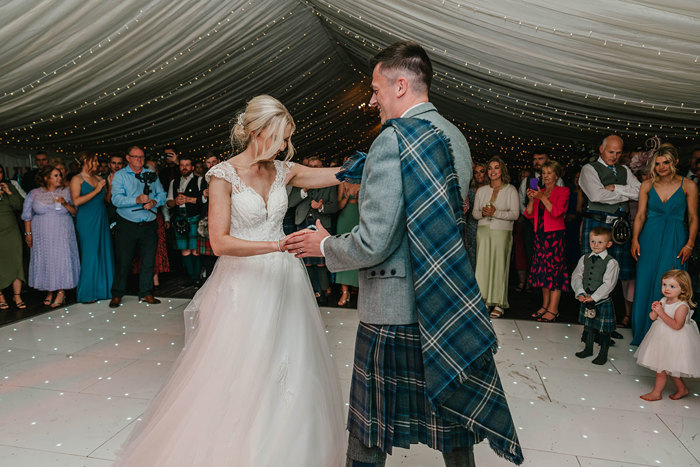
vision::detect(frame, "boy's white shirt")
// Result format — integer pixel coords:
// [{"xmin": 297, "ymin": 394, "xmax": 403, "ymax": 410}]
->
[{"xmin": 571, "ymin": 250, "xmax": 620, "ymax": 303}]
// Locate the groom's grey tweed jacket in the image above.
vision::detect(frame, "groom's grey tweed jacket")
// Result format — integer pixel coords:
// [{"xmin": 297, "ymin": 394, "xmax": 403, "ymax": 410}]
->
[{"xmin": 324, "ymin": 102, "xmax": 472, "ymax": 324}]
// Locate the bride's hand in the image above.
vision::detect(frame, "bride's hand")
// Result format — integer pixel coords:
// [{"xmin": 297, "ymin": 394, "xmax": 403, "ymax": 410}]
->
[{"xmin": 284, "ymin": 220, "xmax": 329, "ymax": 257}]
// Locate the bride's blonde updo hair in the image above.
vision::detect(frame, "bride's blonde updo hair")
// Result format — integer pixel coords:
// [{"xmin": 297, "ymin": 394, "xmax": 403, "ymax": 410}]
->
[{"xmin": 231, "ymin": 95, "xmax": 295, "ymax": 163}]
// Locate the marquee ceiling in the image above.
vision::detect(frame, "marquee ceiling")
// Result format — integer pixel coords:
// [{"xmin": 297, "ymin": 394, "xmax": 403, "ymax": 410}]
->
[{"xmin": 1, "ymin": 0, "xmax": 698, "ymax": 162}]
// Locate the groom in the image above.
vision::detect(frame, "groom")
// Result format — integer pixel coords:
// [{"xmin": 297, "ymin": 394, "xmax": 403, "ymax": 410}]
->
[{"xmin": 286, "ymin": 41, "xmax": 523, "ymax": 466}]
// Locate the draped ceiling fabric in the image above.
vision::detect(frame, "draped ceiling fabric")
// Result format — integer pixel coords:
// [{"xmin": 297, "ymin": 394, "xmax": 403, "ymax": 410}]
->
[{"xmin": 0, "ymin": 0, "xmax": 698, "ymax": 164}]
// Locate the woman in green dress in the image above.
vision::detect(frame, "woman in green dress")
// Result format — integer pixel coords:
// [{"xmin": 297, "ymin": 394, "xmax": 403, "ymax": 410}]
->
[
  {"xmin": 335, "ymin": 182, "xmax": 359, "ymax": 306},
  {"xmin": 0, "ymin": 164, "xmax": 26, "ymax": 310}
]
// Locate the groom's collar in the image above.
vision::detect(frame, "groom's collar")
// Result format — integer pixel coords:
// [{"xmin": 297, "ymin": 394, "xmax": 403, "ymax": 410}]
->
[{"xmin": 401, "ymin": 102, "xmax": 436, "ymax": 119}]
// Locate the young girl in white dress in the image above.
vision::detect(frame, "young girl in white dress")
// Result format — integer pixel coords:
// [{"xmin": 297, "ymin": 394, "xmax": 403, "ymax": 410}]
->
[
  {"xmin": 635, "ymin": 269, "xmax": 700, "ymax": 401},
  {"xmin": 114, "ymin": 95, "xmax": 346, "ymax": 466}
]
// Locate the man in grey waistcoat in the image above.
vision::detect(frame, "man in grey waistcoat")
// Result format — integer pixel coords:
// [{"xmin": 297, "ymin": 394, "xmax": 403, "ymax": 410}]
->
[
  {"xmin": 579, "ymin": 135, "xmax": 640, "ymax": 326},
  {"xmin": 286, "ymin": 41, "xmax": 523, "ymax": 467}
]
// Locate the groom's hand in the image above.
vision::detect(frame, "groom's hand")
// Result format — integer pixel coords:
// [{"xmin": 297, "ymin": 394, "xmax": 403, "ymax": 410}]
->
[{"xmin": 284, "ymin": 220, "xmax": 329, "ymax": 258}]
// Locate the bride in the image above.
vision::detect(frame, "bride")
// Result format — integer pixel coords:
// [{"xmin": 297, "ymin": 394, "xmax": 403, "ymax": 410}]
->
[{"xmin": 115, "ymin": 95, "xmax": 346, "ymax": 466}]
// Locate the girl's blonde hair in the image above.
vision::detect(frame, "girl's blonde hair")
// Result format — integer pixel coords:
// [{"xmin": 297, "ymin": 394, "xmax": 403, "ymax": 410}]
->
[
  {"xmin": 648, "ymin": 143, "xmax": 678, "ymax": 184},
  {"xmin": 486, "ymin": 156, "xmax": 510, "ymax": 184},
  {"xmin": 230, "ymin": 95, "xmax": 295, "ymax": 163},
  {"xmin": 661, "ymin": 269, "xmax": 696, "ymax": 308}
]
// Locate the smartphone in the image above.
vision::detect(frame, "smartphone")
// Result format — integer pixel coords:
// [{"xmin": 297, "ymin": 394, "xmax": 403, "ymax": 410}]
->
[{"xmin": 528, "ymin": 177, "xmax": 540, "ymax": 191}]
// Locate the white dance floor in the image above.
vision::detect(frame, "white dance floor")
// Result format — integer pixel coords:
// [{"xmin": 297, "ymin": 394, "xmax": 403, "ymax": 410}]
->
[{"xmin": 0, "ymin": 297, "xmax": 698, "ymax": 466}]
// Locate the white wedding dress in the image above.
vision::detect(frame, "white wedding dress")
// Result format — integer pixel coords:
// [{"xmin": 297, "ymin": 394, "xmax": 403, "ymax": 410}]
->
[{"xmin": 114, "ymin": 160, "xmax": 345, "ymax": 466}]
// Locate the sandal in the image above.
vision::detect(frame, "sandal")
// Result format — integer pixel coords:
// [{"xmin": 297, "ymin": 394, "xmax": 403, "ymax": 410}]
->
[
  {"xmin": 490, "ymin": 306, "xmax": 504, "ymax": 319},
  {"xmin": 43, "ymin": 293, "xmax": 54, "ymax": 306},
  {"xmin": 537, "ymin": 310, "xmax": 559, "ymax": 322},
  {"xmin": 337, "ymin": 291, "xmax": 350, "ymax": 307},
  {"xmin": 13, "ymin": 294, "xmax": 26, "ymax": 310},
  {"xmin": 50, "ymin": 291, "xmax": 66, "ymax": 309},
  {"xmin": 0, "ymin": 295, "xmax": 8, "ymax": 310},
  {"xmin": 531, "ymin": 307, "xmax": 547, "ymax": 319}
]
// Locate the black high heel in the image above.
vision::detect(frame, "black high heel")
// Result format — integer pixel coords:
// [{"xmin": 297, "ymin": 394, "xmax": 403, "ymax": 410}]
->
[{"xmin": 537, "ymin": 310, "xmax": 559, "ymax": 322}]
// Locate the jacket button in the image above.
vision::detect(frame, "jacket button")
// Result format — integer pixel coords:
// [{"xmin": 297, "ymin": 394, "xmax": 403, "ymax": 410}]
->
[
  {"xmin": 380, "ymin": 270, "xmax": 385, "ymax": 276},
  {"xmin": 391, "ymin": 269, "xmax": 396, "ymax": 275},
  {"xmin": 371, "ymin": 271, "xmax": 376, "ymax": 277},
  {"xmin": 343, "ymin": 234, "xmax": 350, "ymax": 238},
  {"xmin": 335, "ymin": 235, "xmax": 341, "ymax": 238}
]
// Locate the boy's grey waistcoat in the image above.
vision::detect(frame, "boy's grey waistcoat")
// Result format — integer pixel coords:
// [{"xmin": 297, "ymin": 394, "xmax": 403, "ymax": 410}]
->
[{"xmin": 324, "ymin": 103, "xmax": 472, "ymax": 324}]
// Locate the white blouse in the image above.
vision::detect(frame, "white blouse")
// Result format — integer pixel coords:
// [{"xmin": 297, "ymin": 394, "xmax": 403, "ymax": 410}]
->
[{"xmin": 472, "ymin": 183, "xmax": 520, "ymax": 230}]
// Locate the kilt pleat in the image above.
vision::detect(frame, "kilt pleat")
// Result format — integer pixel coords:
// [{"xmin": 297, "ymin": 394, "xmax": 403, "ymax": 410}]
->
[
  {"xmin": 347, "ymin": 322, "xmax": 474, "ymax": 454},
  {"xmin": 578, "ymin": 299, "xmax": 616, "ymax": 333}
]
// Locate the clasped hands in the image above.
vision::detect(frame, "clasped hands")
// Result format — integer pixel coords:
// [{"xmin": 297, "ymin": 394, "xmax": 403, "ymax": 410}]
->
[
  {"xmin": 136, "ymin": 193, "xmax": 157, "ymax": 210},
  {"xmin": 281, "ymin": 219, "xmax": 329, "ymax": 258},
  {"xmin": 576, "ymin": 294, "xmax": 594, "ymax": 303},
  {"xmin": 649, "ymin": 300, "xmax": 663, "ymax": 321}
]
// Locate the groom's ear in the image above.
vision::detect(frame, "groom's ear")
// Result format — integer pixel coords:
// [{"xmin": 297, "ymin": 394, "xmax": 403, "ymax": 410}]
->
[{"xmin": 395, "ymin": 77, "xmax": 408, "ymax": 99}]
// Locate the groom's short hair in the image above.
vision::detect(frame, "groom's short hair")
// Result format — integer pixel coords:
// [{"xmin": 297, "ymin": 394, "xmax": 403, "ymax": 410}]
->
[{"xmin": 370, "ymin": 41, "xmax": 432, "ymax": 93}]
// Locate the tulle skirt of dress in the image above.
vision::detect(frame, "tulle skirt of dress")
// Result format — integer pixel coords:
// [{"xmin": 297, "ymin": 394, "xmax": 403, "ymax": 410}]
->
[
  {"xmin": 635, "ymin": 318, "xmax": 700, "ymax": 378},
  {"xmin": 115, "ymin": 252, "xmax": 346, "ymax": 466}
]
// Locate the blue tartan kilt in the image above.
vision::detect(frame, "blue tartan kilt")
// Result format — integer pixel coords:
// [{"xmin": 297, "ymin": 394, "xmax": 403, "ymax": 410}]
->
[
  {"xmin": 173, "ymin": 215, "xmax": 199, "ymax": 250},
  {"xmin": 581, "ymin": 215, "xmax": 635, "ymax": 280},
  {"xmin": 347, "ymin": 322, "xmax": 475, "ymax": 454},
  {"xmin": 578, "ymin": 299, "xmax": 616, "ymax": 333}
]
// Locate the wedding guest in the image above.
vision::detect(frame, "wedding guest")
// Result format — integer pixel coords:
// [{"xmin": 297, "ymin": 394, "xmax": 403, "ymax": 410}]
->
[
  {"xmin": 131, "ymin": 161, "xmax": 170, "ymax": 288},
  {"xmin": 159, "ymin": 145, "xmax": 179, "ymax": 193},
  {"xmin": 513, "ymin": 168, "xmax": 532, "ymax": 292},
  {"xmin": 630, "ymin": 143, "xmax": 698, "ymax": 345},
  {"xmin": 109, "ymin": 145, "xmax": 167, "ymax": 307},
  {"xmin": 472, "ymin": 157, "xmax": 519, "ymax": 318},
  {"xmin": 166, "ymin": 156, "xmax": 207, "ymax": 286},
  {"xmin": 106, "ymin": 154, "xmax": 126, "ymax": 225},
  {"xmin": 525, "ymin": 160, "xmax": 570, "ymax": 322},
  {"xmin": 288, "ymin": 156, "xmax": 338, "ymax": 303},
  {"xmin": 464, "ymin": 162, "xmax": 487, "ymax": 269},
  {"xmin": 108, "ymin": 155, "xmax": 126, "ymax": 183},
  {"xmin": 0, "ymin": 164, "xmax": 26, "ymax": 310},
  {"xmin": 335, "ymin": 178, "xmax": 360, "ymax": 306},
  {"xmin": 70, "ymin": 151, "xmax": 114, "ymax": 303},
  {"xmin": 22, "ymin": 166, "xmax": 80, "ymax": 308},
  {"xmin": 565, "ymin": 170, "xmax": 586, "ymax": 271},
  {"xmin": 21, "ymin": 151, "xmax": 49, "ymax": 193},
  {"xmin": 98, "ymin": 158, "xmax": 110, "ymax": 177},
  {"xmin": 197, "ymin": 153, "xmax": 220, "ymax": 280},
  {"xmin": 518, "ymin": 149, "xmax": 564, "ymax": 288},
  {"xmin": 194, "ymin": 161, "xmax": 205, "ymax": 178},
  {"xmin": 49, "ymin": 158, "xmax": 70, "ymax": 188},
  {"xmin": 579, "ymin": 135, "xmax": 641, "ymax": 324}
]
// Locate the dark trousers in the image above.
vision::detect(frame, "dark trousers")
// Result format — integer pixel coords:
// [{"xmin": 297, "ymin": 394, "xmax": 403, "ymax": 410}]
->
[
  {"xmin": 111, "ymin": 216, "xmax": 157, "ymax": 299},
  {"xmin": 346, "ymin": 434, "xmax": 475, "ymax": 467}
]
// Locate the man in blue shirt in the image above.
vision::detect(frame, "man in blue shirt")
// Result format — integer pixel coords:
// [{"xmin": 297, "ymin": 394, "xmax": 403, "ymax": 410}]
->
[{"xmin": 109, "ymin": 145, "xmax": 167, "ymax": 307}]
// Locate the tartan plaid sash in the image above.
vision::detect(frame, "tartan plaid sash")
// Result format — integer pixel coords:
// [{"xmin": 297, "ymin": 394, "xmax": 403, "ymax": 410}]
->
[{"xmin": 386, "ymin": 117, "xmax": 523, "ymax": 464}]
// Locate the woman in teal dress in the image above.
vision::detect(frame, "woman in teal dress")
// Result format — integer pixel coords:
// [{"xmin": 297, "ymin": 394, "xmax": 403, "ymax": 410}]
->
[
  {"xmin": 630, "ymin": 144, "xmax": 698, "ymax": 345},
  {"xmin": 69, "ymin": 152, "xmax": 114, "ymax": 303},
  {"xmin": 335, "ymin": 182, "xmax": 359, "ymax": 306}
]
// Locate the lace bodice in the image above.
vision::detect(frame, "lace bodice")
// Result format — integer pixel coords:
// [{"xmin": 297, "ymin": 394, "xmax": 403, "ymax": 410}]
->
[{"xmin": 205, "ymin": 160, "xmax": 294, "ymax": 241}]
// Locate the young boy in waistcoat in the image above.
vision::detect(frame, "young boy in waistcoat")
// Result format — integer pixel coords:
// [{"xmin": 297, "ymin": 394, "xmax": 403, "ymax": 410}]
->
[{"xmin": 572, "ymin": 226, "xmax": 620, "ymax": 365}]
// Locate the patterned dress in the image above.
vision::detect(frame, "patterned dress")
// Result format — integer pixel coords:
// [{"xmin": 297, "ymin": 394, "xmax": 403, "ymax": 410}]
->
[
  {"xmin": 528, "ymin": 202, "xmax": 570, "ymax": 290},
  {"xmin": 21, "ymin": 188, "xmax": 80, "ymax": 291}
]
